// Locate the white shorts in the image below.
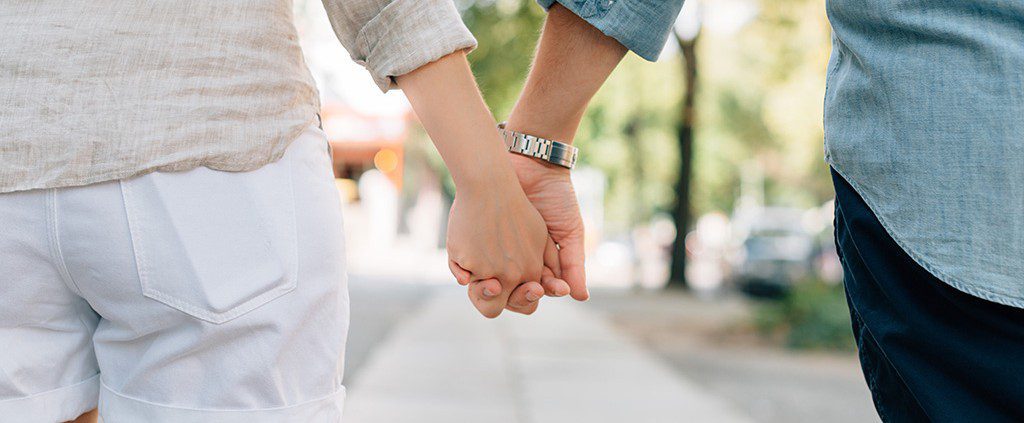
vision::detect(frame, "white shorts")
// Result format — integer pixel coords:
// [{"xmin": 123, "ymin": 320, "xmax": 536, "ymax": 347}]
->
[{"xmin": 0, "ymin": 126, "xmax": 349, "ymax": 422}]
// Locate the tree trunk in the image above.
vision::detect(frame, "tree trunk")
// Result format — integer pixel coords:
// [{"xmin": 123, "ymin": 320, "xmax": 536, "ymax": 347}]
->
[{"xmin": 667, "ymin": 32, "xmax": 699, "ymax": 289}]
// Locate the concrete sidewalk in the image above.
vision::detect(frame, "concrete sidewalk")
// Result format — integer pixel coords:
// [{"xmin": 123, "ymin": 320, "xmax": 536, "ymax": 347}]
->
[{"xmin": 342, "ymin": 288, "xmax": 753, "ymax": 423}]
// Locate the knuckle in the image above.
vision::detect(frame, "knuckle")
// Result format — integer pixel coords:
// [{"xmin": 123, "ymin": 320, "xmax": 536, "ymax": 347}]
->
[
  {"xmin": 524, "ymin": 266, "xmax": 543, "ymax": 282},
  {"xmin": 509, "ymin": 295, "xmax": 528, "ymax": 308},
  {"xmin": 448, "ymin": 252, "xmax": 465, "ymax": 265},
  {"xmin": 530, "ymin": 257, "xmax": 544, "ymax": 270},
  {"xmin": 460, "ymin": 260, "xmax": 482, "ymax": 273},
  {"xmin": 497, "ymin": 266, "xmax": 520, "ymax": 282},
  {"xmin": 470, "ymin": 296, "xmax": 502, "ymax": 319},
  {"xmin": 509, "ymin": 304, "xmax": 535, "ymax": 316}
]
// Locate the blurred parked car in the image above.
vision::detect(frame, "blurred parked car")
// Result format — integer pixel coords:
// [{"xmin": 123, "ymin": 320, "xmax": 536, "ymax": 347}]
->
[{"xmin": 730, "ymin": 207, "xmax": 816, "ymax": 297}]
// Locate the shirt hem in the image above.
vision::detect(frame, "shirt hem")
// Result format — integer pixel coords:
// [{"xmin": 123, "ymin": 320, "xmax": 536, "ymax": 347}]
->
[
  {"xmin": 0, "ymin": 115, "xmax": 321, "ymax": 194},
  {"xmin": 828, "ymin": 160, "xmax": 1024, "ymax": 309}
]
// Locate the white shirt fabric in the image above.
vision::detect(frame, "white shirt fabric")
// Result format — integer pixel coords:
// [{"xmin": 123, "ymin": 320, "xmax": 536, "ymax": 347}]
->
[{"xmin": 0, "ymin": 0, "xmax": 476, "ymax": 193}]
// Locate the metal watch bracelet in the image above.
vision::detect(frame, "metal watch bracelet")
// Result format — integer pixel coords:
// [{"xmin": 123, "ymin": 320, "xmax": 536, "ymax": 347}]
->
[{"xmin": 497, "ymin": 122, "xmax": 578, "ymax": 170}]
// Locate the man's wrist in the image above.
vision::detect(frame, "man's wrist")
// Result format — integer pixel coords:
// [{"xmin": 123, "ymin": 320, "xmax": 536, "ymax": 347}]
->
[
  {"xmin": 507, "ymin": 154, "xmax": 570, "ymax": 200},
  {"xmin": 505, "ymin": 107, "xmax": 583, "ymax": 144},
  {"xmin": 504, "ymin": 2, "xmax": 626, "ymax": 143}
]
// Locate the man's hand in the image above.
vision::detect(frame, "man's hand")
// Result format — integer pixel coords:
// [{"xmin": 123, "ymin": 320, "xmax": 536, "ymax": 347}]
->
[
  {"xmin": 446, "ymin": 182, "xmax": 559, "ymax": 318},
  {"xmin": 508, "ymin": 154, "xmax": 589, "ymax": 301}
]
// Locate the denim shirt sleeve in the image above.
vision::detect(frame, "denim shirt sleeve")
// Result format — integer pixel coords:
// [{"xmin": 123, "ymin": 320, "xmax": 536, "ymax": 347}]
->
[{"xmin": 536, "ymin": 0, "xmax": 685, "ymax": 61}]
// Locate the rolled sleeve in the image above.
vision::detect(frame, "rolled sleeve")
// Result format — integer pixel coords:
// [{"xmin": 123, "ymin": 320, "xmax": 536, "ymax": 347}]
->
[
  {"xmin": 322, "ymin": 0, "xmax": 478, "ymax": 92},
  {"xmin": 537, "ymin": 0, "xmax": 685, "ymax": 61}
]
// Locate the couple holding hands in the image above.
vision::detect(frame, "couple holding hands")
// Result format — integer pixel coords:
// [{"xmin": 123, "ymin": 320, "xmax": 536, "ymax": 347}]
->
[
  {"xmin": 5, "ymin": 0, "xmax": 1023, "ymax": 421},
  {"xmin": 398, "ymin": 0, "xmax": 684, "ymax": 318},
  {"xmin": 0, "ymin": 0, "xmax": 682, "ymax": 421},
  {"xmin": 397, "ymin": 0, "xmax": 683, "ymax": 316}
]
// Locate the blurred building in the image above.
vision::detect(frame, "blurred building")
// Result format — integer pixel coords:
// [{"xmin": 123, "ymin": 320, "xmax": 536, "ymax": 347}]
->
[
  {"xmin": 320, "ymin": 104, "xmax": 410, "ymax": 200},
  {"xmin": 292, "ymin": 0, "xmax": 414, "ymax": 196}
]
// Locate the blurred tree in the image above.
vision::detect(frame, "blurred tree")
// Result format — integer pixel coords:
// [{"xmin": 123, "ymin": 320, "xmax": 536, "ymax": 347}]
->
[
  {"xmin": 444, "ymin": 0, "xmax": 833, "ymax": 290},
  {"xmin": 693, "ymin": 0, "xmax": 833, "ymax": 214},
  {"xmin": 460, "ymin": 0, "xmax": 682, "ymax": 239},
  {"xmin": 667, "ymin": 27, "xmax": 700, "ymax": 289},
  {"xmin": 580, "ymin": 57, "xmax": 682, "ymax": 234}
]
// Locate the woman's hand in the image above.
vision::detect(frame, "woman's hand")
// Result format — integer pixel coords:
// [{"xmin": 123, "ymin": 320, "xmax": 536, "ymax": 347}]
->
[
  {"xmin": 446, "ymin": 177, "xmax": 555, "ymax": 318},
  {"xmin": 460, "ymin": 153, "xmax": 587, "ymax": 313},
  {"xmin": 396, "ymin": 50, "xmax": 559, "ymax": 317}
]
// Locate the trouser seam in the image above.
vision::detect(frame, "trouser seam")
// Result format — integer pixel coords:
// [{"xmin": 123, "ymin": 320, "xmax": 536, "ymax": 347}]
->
[
  {"xmin": 46, "ymin": 188, "xmax": 86, "ymax": 297},
  {"xmin": 847, "ymin": 298, "xmax": 892, "ymax": 422},
  {"xmin": 834, "ymin": 187, "xmax": 932, "ymax": 422}
]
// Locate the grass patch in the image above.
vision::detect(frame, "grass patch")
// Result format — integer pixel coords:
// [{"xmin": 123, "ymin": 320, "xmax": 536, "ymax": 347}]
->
[{"xmin": 754, "ymin": 281, "xmax": 855, "ymax": 351}]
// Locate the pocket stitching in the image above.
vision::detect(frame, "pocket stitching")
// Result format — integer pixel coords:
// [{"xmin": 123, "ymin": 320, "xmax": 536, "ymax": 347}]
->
[{"xmin": 120, "ymin": 162, "xmax": 299, "ymax": 325}]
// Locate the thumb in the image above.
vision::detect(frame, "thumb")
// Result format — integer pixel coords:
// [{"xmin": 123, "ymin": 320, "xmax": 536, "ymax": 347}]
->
[
  {"xmin": 468, "ymin": 278, "xmax": 505, "ymax": 318},
  {"xmin": 557, "ymin": 232, "xmax": 588, "ymax": 301}
]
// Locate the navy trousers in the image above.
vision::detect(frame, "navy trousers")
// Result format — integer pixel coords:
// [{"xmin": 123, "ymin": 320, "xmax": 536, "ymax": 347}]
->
[{"xmin": 832, "ymin": 169, "xmax": 1024, "ymax": 422}]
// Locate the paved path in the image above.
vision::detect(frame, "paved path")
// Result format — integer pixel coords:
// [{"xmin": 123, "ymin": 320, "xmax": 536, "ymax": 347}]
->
[
  {"xmin": 344, "ymin": 276, "xmax": 436, "ymax": 385},
  {"xmin": 342, "ymin": 287, "xmax": 753, "ymax": 423},
  {"xmin": 586, "ymin": 290, "xmax": 878, "ymax": 423}
]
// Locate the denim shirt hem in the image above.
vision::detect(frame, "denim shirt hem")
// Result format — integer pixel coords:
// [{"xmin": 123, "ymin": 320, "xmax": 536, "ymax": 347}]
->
[{"xmin": 827, "ymin": 160, "xmax": 1024, "ymax": 310}]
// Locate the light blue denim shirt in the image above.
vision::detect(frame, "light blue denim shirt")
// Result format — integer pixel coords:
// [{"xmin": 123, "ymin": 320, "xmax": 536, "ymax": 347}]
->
[
  {"xmin": 824, "ymin": 1, "xmax": 1024, "ymax": 307},
  {"xmin": 545, "ymin": 0, "xmax": 1024, "ymax": 308},
  {"xmin": 536, "ymin": 0, "xmax": 684, "ymax": 61}
]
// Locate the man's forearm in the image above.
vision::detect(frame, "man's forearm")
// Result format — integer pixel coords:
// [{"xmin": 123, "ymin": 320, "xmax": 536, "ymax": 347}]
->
[{"xmin": 505, "ymin": 4, "xmax": 628, "ymax": 143}]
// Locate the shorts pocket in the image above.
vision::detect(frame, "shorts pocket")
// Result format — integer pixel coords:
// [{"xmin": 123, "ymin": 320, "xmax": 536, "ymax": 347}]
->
[{"xmin": 120, "ymin": 159, "xmax": 298, "ymax": 324}]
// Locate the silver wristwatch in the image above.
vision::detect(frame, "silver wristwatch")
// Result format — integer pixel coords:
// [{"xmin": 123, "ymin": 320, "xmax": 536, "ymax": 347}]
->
[{"xmin": 497, "ymin": 122, "xmax": 578, "ymax": 169}]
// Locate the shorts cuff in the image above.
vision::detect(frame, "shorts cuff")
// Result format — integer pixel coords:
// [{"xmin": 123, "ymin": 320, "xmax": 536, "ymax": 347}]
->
[
  {"xmin": 0, "ymin": 373, "xmax": 100, "ymax": 422},
  {"xmin": 99, "ymin": 380, "xmax": 346, "ymax": 422}
]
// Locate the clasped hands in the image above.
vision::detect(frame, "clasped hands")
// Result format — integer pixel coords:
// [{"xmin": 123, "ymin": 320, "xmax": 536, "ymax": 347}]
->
[
  {"xmin": 446, "ymin": 153, "xmax": 589, "ymax": 318},
  {"xmin": 392, "ymin": 48, "xmax": 596, "ymax": 317}
]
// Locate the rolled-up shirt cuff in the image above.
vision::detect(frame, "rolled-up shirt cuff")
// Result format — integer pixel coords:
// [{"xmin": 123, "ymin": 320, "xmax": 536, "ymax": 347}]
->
[
  {"xmin": 354, "ymin": 0, "xmax": 478, "ymax": 92},
  {"xmin": 536, "ymin": 0, "xmax": 682, "ymax": 62}
]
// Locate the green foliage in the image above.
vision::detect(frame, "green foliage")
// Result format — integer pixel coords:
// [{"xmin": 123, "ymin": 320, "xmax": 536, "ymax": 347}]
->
[
  {"xmin": 453, "ymin": 0, "xmax": 835, "ymax": 233},
  {"xmin": 754, "ymin": 281, "xmax": 854, "ymax": 350},
  {"xmin": 408, "ymin": 1, "xmax": 545, "ymax": 197},
  {"xmin": 694, "ymin": 0, "xmax": 834, "ymax": 214},
  {"xmin": 460, "ymin": 0, "xmax": 546, "ymax": 119},
  {"xmin": 578, "ymin": 56, "xmax": 684, "ymax": 231},
  {"xmin": 461, "ymin": 1, "xmax": 684, "ymax": 232}
]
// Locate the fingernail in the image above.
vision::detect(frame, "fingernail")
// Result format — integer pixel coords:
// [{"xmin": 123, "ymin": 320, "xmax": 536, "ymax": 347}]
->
[
  {"xmin": 483, "ymin": 288, "xmax": 497, "ymax": 298},
  {"xmin": 526, "ymin": 291, "xmax": 541, "ymax": 302}
]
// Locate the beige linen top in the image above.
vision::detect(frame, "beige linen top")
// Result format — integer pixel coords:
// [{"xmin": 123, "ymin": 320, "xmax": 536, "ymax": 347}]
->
[{"xmin": 0, "ymin": 0, "xmax": 476, "ymax": 193}]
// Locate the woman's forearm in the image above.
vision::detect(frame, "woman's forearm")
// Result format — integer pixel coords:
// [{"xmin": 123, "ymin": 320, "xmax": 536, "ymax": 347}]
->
[{"xmin": 395, "ymin": 50, "xmax": 519, "ymax": 192}]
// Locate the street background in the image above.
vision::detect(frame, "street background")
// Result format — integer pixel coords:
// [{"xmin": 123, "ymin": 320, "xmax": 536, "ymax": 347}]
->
[{"xmin": 291, "ymin": 0, "xmax": 878, "ymax": 421}]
